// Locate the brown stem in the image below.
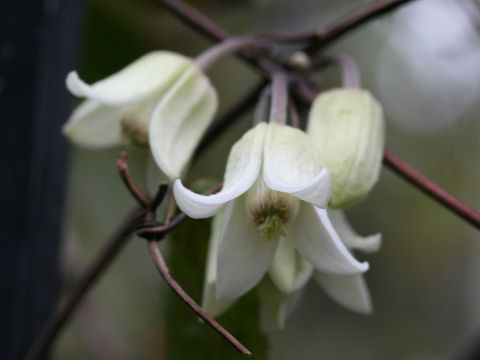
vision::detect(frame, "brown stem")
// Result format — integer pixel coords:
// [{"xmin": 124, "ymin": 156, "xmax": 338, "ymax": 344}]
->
[
  {"xmin": 383, "ymin": 151, "xmax": 480, "ymax": 230},
  {"xmin": 25, "ymin": 209, "xmax": 145, "ymax": 360},
  {"xmin": 117, "ymin": 152, "xmax": 150, "ymax": 207},
  {"xmin": 147, "ymin": 239, "xmax": 251, "ymax": 356},
  {"xmin": 155, "ymin": 0, "xmax": 480, "ymax": 229},
  {"xmin": 304, "ymin": 0, "xmax": 418, "ymax": 55}
]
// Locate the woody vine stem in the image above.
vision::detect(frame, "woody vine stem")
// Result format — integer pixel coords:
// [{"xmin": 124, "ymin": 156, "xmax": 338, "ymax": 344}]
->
[{"xmin": 27, "ymin": 0, "xmax": 480, "ymax": 359}]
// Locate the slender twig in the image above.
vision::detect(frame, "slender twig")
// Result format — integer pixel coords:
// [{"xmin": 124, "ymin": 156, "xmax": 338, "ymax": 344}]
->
[
  {"xmin": 313, "ymin": 53, "xmax": 361, "ymax": 88},
  {"xmin": 304, "ymin": 0, "xmax": 417, "ymax": 55},
  {"xmin": 137, "ymin": 213, "xmax": 187, "ymax": 239},
  {"xmin": 138, "ymin": 183, "xmax": 223, "ymax": 238},
  {"xmin": 288, "ymin": 100, "xmax": 301, "ymax": 129},
  {"xmin": 25, "ymin": 209, "xmax": 145, "ymax": 360},
  {"xmin": 269, "ymin": 72, "xmax": 288, "ymax": 125},
  {"xmin": 154, "ymin": 0, "xmax": 480, "ymax": 229},
  {"xmin": 117, "ymin": 152, "xmax": 150, "ymax": 207},
  {"xmin": 147, "ymin": 240, "xmax": 251, "ymax": 356},
  {"xmin": 383, "ymin": 151, "xmax": 480, "ymax": 230}
]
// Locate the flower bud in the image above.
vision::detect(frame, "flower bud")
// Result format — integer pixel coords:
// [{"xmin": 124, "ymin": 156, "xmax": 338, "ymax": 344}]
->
[
  {"xmin": 246, "ymin": 178, "xmax": 299, "ymax": 240},
  {"xmin": 307, "ymin": 88, "xmax": 385, "ymax": 208}
]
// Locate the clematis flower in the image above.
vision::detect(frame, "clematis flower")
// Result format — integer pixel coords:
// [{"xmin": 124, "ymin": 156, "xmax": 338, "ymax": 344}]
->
[
  {"xmin": 201, "ymin": 205, "xmax": 381, "ymax": 330},
  {"xmin": 63, "ymin": 51, "xmax": 217, "ymax": 179},
  {"xmin": 174, "ymin": 121, "xmax": 370, "ymax": 302}
]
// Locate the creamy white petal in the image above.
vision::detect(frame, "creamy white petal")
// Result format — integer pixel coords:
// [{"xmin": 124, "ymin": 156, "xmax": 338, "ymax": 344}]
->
[
  {"xmin": 329, "ymin": 210, "xmax": 381, "ymax": 253},
  {"xmin": 314, "ymin": 271, "xmax": 373, "ymax": 314},
  {"xmin": 66, "ymin": 52, "xmax": 191, "ymax": 106},
  {"xmin": 268, "ymin": 237, "xmax": 313, "ymax": 293},
  {"xmin": 216, "ymin": 196, "xmax": 279, "ymax": 301},
  {"xmin": 258, "ymin": 277, "xmax": 303, "ymax": 332},
  {"xmin": 62, "ymin": 99, "xmax": 125, "ymax": 148},
  {"xmin": 263, "ymin": 123, "xmax": 330, "ymax": 208},
  {"xmin": 202, "ymin": 210, "xmax": 236, "ymax": 317},
  {"xmin": 173, "ymin": 123, "xmax": 267, "ymax": 218},
  {"xmin": 288, "ymin": 204, "xmax": 368, "ymax": 275},
  {"xmin": 149, "ymin": 65, "xmax": 217, "ymax": 180}
]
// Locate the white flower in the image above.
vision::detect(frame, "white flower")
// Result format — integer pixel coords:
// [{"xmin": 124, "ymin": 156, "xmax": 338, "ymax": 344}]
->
[
  {"xmin": 63, "ymin": 51, "xmax": 218, "ymax": 179},
  {"xmin": 201, "ymin": 206, "xmax": 381, "ymax": 331},
  {"xmin": 174, "ymin": 122, "xmax": 369, "ymax": 302}
]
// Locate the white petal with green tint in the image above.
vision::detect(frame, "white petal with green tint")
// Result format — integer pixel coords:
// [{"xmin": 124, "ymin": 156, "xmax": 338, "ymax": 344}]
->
[
  {"xmin": 149, "ymin": 64, "xmax": 218, "ymax": 180},
  {"xmin": 202, "ymin": 210, "xmax": 235, "ymax": 317},
  {"xmin": 62, "ymin": 100, "xmax": 125, "ymax": 148},
  {"xmin": 66, "ymin": 51, "xmax": 191, "ymax": 106},
  {"xmin": 268, "ymin": 237, "xmax": 313, "ymax": 293},
  {"xmin": 329, "ymin": 210, "xmax": 381, "ymax": 253},
  {"xmin": 314, "ymin": 272, "xmax": 372, "ymax": 314},
  {"xmin": 288, "ymin": 204, "xmax": 368, "ymax": 275},
  {"xmin": 173, "ymin": 123, "xmax": 267, "ymax": 218},
  {"xmin": 263, "ymin": 123, "xmax": 331, "ymax": 208},
  {"xmin": 258, "ymin": 277, "xmax": 303, "ymax": 332},
  {"xmin": 216, "ymin": 196, "xmax": 279, "ymax": 301},
  {"xmin": 307, "ymin": 88, "xmax": 385, "ymax": 208}
]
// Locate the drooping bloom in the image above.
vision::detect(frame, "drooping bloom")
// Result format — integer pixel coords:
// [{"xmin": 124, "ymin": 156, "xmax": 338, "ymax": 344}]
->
[
  {"xmin": 202, "ymin": 206, "xmax": 381, "ymax": 330},
  {"xmin": 307, "ymin": 88, "xmax": 385, "ymax": 208},
  {"xmin": 63, "ymin": 51, "xmax": 217, "ymax": 179},
  {"xmin": 174, "ymin": 121, "xmax": 369, "ymax": 302}
]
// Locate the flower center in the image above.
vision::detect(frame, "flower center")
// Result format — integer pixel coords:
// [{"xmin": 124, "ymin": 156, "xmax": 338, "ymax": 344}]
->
[{"xmin": 246, "ymin": 178, "xmax": 299, "ymax": 240}]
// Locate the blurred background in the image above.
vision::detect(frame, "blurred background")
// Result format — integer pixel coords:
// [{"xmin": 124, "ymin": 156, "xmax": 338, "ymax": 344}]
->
[{"xmin": 3, "ymin": 0, "xmax": 480, "ymax": 359}]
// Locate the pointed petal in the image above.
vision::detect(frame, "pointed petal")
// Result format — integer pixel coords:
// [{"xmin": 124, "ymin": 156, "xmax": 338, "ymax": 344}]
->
[
  {"xmin": 288, "ymin": 204, "xmax": 369, "ymax": 275},
  {"xmin": 216, "ymin": 196, "xmax": 279, "ymax": 301},
  {"xmin": 263, "ymin": 123, "xmax": 331, "ymax": 208},
  {"xmin": 62, "ymin": 100, "xmax": 125, "ymax": 148},
  {"xmin": 173, "ymin": 123, "xmax": 267, "ymax": 218},
  {"xmin": 149, "ymin": 65, "xmax": 218, "ymax": 180},
  {"xmin": 202, "ymin": 210, "xmax": 236, "ymax": 317},
  {"xmin": 329, "ymin": 210, "xmax": 382, "ymax": 253},
  {"xmin": 268, "ymin": 237, "xmax": 313, "ymax": 293},
  {"xmin": 66, "ymin": 52, "xmax": 191, "ymax": 106},
  {"xmin": 258, "ymin": 277, "xmax": 303, "ymax": 332},
  {"xmin": 314, "ymin": 271, "xmax": 373, "ymax": 314}
]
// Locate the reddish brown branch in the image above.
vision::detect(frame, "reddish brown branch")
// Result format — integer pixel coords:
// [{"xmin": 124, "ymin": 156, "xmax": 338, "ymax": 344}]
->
[
  {"xmin": 117, "ymin": 152, "xmax": 150, "ymax": 207},
  {"xmin": 147, "ymin": 239, "xmax": 251, "ymax": 356},
  {"xmin": 155, "ymin": 0, "xmax": 480, "ymax": 229},
  {"xmin": 26, "ymin": 209, "xmax": 145, "ymax": 360},
  {"xmin": 383, "ymin": 151, "xmax": 480, "ymax": 229},
  {"xmin": 304, "ymin": 0, "xmax": 417, "ymax": 55}
]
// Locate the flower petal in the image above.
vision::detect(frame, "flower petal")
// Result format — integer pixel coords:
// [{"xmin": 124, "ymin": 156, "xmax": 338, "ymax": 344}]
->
[
  {"xmin": 263, "ymin": 123, "xmax": 331, "ymax": 208},
  {"xmin": 66, "ymin": 52, "xmax": 191, "ymax": 106},
  {"xmin": 329, "ymin": 210, "xmax": 381, "ymax": 253},
  {"xmin": 202, "ymin": 210, "xmax": 236, "ymax": 317},
  {"xmin": 314, "ymin": 271, "xmax": 373, "ymax": 314},
  {"xmin": 173, "ymin": 123, "xmax": 267, "ymax": 218},
  {"xmin": 268, "ymin": 237, "xmax": 313, "ymax": 293},
  {"xmin": 216, "ymin": 196, "xmax": 279, "ymax": 301},
  {"xmin": 288, "ymin": 204, "xmax": 369, "ymax": 275},
  {"xmin": 62, "ymin": 100, "xmax": 125, "ymax": 148},
  {"xmin": 258, "ymin": 277, "xmax": 303, "ymax": 332},
  {"xmin": 149, "ymin": 65, "xmax": 218, "ymax": 179}
]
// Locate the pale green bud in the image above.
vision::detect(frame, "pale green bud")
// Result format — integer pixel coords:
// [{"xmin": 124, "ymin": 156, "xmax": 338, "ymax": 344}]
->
[
  {"xmin": 307, "ymin": 88, "xmax": 385, "ymax": 209},
  {"xmin": 246, "ymin": 178, "xmax": 300, "ymax": 240}
]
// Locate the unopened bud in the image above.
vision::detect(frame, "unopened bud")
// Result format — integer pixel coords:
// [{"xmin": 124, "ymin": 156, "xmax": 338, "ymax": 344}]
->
[{"xmin": 307, "ymin": 88, "xmax": 385, "ymax": 208}]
